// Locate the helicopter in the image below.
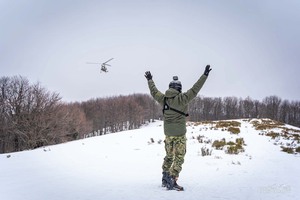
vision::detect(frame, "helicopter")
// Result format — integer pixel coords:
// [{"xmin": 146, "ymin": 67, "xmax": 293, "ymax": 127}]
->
[{"xmin": 86, "ymin": 58, "xmax": 113, "ymax": 73}]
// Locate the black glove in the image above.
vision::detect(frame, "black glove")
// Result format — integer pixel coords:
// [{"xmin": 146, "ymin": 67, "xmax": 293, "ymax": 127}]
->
[
  {"xmin": 144, "ymin": 71, "xmax": 152, "ymax": 80},
  {"xmin": 204, "ymin": 65, "xmax": 212, "ymax": 76}
]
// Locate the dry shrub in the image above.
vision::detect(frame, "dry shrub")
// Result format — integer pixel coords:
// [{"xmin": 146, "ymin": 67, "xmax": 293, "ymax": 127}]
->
[
  {"xmin": 226, "ymin": 144, "xmax": 244, "ymax": 154},
  {"xmin": 281, "ymin": 147, "xmax": 294, "ymax": 154},
  {"xmin": 228, "ymin": 127, "xmax": 240, "ymax": 134},
  {"xmin": 251, "ymin": 119, "xmax": 285, "ymax": 130},
  {"xmin": 216, "ymin": 121, "xmax": 241, "ymax": 128},
  {"xmin": 212, "ymin": 138, "xmax": 226, "ymax": 150},
  {"xmin": 266, "ymin": 131, "xmax": 280, "ymax": 139}
]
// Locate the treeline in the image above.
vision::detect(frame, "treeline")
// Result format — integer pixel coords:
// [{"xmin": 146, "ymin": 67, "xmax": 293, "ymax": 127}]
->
[
  {"xmin": 188, "ymin": 96, "xmax": 300, "ymax": 127},
  {"xmin": 0, "ymin": 76, "xmax": 160, "ymax": 153},
  {"xmin": 0, "ymin": 76, "xmax": 92, "ymax": 153},
  {"xmin": 81, "ymin": 94, "xmax": 159, "ymax": 135},
  {"xmin": 1, "ymin": 75, "xmax": 299, "ymax": 153}
]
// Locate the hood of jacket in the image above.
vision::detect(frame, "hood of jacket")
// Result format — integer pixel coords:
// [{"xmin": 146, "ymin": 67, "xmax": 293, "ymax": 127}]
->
[{"xmin": 165, "ymin": 88, "xmax": 180, "ymax": 98}]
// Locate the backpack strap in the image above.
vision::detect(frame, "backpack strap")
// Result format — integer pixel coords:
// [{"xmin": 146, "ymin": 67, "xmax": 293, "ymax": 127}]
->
[{"xmin": 162, "ymin": 97, "xmax": 189, "ymax": 117}]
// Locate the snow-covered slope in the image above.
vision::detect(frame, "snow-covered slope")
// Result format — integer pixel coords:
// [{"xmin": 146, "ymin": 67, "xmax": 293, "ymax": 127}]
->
[{"xmin": 1, "ymin": 119, "xmax": 299, "ymax": 200}]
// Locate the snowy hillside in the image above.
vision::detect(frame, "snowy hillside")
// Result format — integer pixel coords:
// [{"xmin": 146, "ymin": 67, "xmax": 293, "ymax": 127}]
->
[{"xmin": 1, "ymin": 118, "xmax": 299, "ymax": 200}]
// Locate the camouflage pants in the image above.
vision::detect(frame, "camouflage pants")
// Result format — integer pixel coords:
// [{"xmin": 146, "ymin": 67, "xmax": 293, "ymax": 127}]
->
[{"xmin": 162, "ymin": 135, "xmax": 186, "ymax": 177}]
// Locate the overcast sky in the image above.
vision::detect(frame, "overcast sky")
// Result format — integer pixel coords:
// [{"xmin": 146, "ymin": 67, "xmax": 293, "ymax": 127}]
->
[{"xmin": 1, "ymin": 0, "xmax": 299, "ymax": 102}]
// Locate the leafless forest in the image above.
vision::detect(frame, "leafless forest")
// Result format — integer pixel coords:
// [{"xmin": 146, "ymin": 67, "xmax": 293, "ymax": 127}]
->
[{"xmin": 1, "ymin": 76, "xmax": 299, "ymax": 153}]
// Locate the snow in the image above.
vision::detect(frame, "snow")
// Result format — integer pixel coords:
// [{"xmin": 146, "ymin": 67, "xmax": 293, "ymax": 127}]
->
[{"xmin": 1, "ymin": 119, "xmax": 299, "ymax": 200}]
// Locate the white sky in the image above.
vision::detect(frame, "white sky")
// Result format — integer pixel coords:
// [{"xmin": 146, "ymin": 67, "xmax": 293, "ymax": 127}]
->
[{"xmin": 1, "ymin": 0, "xmax": 300, "ymax": 102}]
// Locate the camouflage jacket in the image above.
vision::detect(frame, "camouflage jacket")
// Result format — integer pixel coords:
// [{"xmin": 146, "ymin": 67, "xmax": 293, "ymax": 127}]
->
[{"xmin": 147, "ymin": 74, "xmax": 208, "ymax": 136}]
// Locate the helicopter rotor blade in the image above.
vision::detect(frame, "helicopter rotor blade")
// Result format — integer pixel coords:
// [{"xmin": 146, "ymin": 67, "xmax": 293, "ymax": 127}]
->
[
  {"xmin": 103, "ymin": 58, "xmax": 114, "ymax": 64},
  {"xmin": 86, "ymin": 62, "xmax": 101, "ymax": 64}
]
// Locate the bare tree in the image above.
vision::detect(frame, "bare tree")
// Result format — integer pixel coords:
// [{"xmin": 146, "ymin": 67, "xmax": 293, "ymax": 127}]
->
[
  {"xmin": 289, "ymin": 101, "xmax": 300, "ymax": 127},
  {"xmin": 189, "ymin": 96, "xmax": 202, "ymax": 121},
  {"xmin": 279, "ymin": 100, "xmax": 290, "ymax": 124},
  {"xmin": 262, "ymin": 95, "xmax": 282, "ymax": 120},
  {"xmin": 223, "ymin": 96, "xmax": 239, "ymax": 119},
  {"xmin": 253, "ymin": 100, "xmax": 261, "ymax": 118},
  {"xmin": 241, "ymin": 96, "xmax": 254, "ymax": 118},
  {"xmin": 211, "ymin": 97, "xmax": 224, "ymax": 120}
]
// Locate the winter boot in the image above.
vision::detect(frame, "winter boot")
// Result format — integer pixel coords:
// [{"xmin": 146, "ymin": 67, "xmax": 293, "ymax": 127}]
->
[
  {"xmin": 166, "ymin": 175, "xmax": 184, "ymax": 191},
  {"xmin": 173, "ymin": 179, "xmax": 184, "ymax": 191},
  {"xmin": 162, "ymin": 171, "xmax": 169, "ymax": 187}
]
